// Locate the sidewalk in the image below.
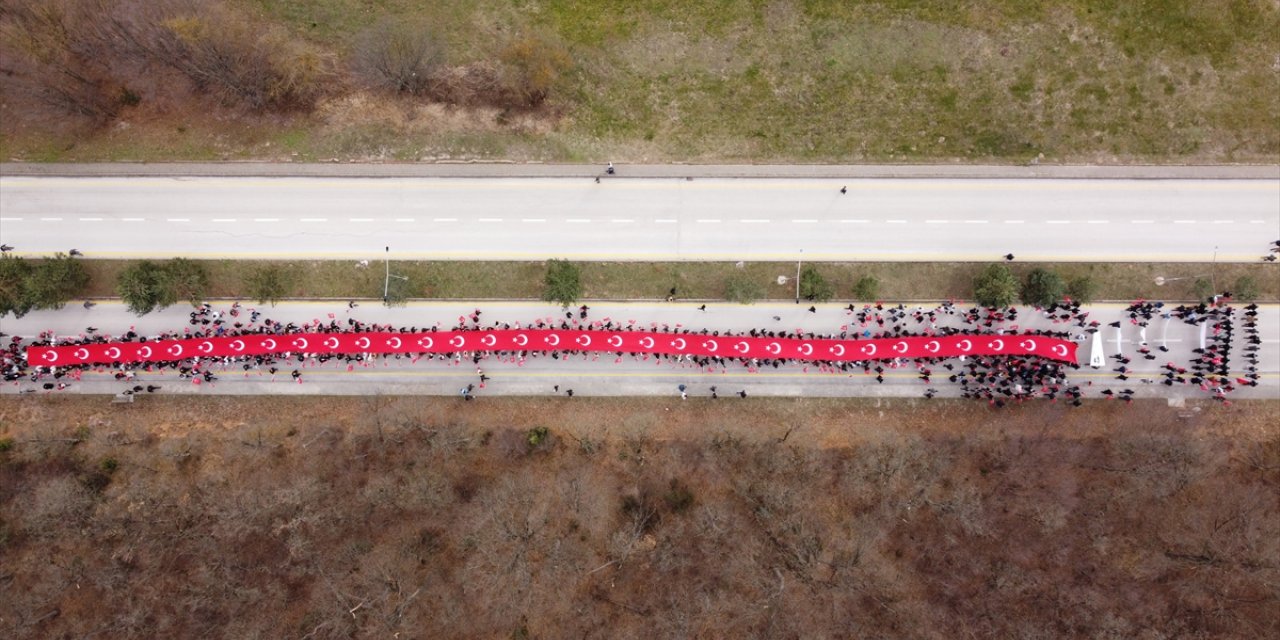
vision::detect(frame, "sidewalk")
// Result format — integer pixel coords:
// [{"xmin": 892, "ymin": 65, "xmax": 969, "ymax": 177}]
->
[{"xmin": 4, "ymin": 162, "xmax": 1277, "ymax": 179}]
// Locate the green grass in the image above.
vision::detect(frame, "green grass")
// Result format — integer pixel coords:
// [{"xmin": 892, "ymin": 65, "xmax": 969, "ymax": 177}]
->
[
  {"xmin": 73, "ymin": 260, "xmax": 1279, "ymax": 304},
  {"xmin": 4, "ymin": 0, "xmax": 1278, "ymax": 163}
]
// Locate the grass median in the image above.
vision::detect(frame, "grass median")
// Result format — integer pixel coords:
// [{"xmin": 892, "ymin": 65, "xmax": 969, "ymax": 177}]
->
[{"xmin": 73, "ymin": 259, "xmax": 1277, "ymax": 304}]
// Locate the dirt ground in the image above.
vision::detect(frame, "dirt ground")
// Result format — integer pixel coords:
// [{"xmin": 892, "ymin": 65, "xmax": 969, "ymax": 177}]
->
[{"xmin": 1, "ymin": 396, "xmax": 1277, "ymax": 638}]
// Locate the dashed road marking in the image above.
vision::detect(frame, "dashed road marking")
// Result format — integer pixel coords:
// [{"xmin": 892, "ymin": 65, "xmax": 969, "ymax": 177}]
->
[{"xmin": 0, "ymin": 217, "xmax": 21, "ymax": 221}]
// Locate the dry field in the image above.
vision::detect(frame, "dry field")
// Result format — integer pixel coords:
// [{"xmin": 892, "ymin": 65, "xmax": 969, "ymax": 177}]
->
[{"xmin": 1, "ymin": 395, "xmax": 1277, "ymax": 638}]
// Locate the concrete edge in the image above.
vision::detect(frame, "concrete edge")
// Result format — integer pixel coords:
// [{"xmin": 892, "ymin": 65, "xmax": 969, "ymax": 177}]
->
[{"xmin": 3, "ymin": 162, "xmax": 1279, "ymax": 180}]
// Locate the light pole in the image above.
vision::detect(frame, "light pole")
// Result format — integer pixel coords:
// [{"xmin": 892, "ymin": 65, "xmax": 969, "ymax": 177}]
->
[
  {"xmin": 384, "ymin": 246, "xmax": 408, "ymax": 304},
  {"xmin": 795, "ymin": 249, "xmax": 803, "ymax": 304}
]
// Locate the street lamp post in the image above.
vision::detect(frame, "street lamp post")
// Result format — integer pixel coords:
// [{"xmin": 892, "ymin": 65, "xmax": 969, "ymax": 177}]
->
[
  {"xmin": 384, "ymin": 246, "xmax": 390, "ymax": 301},
  {"xmin": 795, "ymin": 249, "xmax": 803, "ymax": 304}
]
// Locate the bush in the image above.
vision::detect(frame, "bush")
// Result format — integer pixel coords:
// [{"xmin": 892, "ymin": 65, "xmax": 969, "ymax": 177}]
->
[
  {"xmin": 724, "ymin": 271, "xmax": 764, "ymax": 304},
  {"xmin": 1021, "ymin": 268, "xmax": 1066, "ymax": 307},
  {"xmin": 500, "ymin": 32, "xmax": 572, "ymax": 107},
  {"xmin": 0, "ymin": 437, "xmax": 13, "ymax": 453},
  {"xmin": 1066, "ymin": 276, "xmax": 1098, "ymax": 304},
  {"xmin": 25, "ymin": 253, "xmax": 89, "ymax": 311},
  {"xmin": 1192, "ymin": 278, "xmax": 1215, "ymax": 303},
  {"xmin": 352, "ymin": 18, "xmax": 443, "ymax": 95},
  {"xmin": 799, "ymin": 266, "xmax": 834, "ymax": 302},
  {"xmin": 663, "ymin": 479, "xmax": 695, "ymax": 513},
  {"xmin": 541, "ymin": 259, "xmax": 582, "ymax": 307},
  {"xmin": 851, "ymin": 275, "xmax": 880, "ymax": 302},
  {"xmin": 1232, "ymin": 276, "xmax": 1260, "ymax": 302},
  {"xmin": 163, "ymin": 258, "xmax": 208, "ymax": 307},
  {"xmin": 973, "ymin": 264, "xmax": 1020, "ymax": 308},
  {"xmin": 100, "ymin": 457, "xmax": 119, "ymax": 473},
  {"xmin": 527, "ymin": 426, "xmax": 549, "ymax": 448},
  {"xmin": 117, "ymin": 260, "xmax": 169, "ymax": 316},
  {"xmin": 0, "ymin": 255, "xmax": 34, "ymax": 318},
  {"xmin": 244, "ymin": 264, "xmax": 292, "ymax": 307}
]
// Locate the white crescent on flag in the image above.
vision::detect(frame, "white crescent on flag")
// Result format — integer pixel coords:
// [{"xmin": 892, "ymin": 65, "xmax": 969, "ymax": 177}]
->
[
  {"xmin": 799, "ymin": 343, "xmax": 813, "ymax": 356},
  {"xmin": 608, "ymin": 335, "xmax": 623, "ymax": 348},
  {"xmin": 577, "ymin": 335, "xmax": 591, "ymax": 347},
  {"xmin": 263, "ymin": 338, "xmax": 277, "ymax": 350},
  {"xmin": 545, "ymin": 334, "xmax": 560, "ymax": 346},
  {"xmin": 735, "ymin": 341, "xmax": 749, "ymax": 353},
  {"xmin": 106, "ymin": 347, "xmax": 121, "ymax": 359},
  {"xmin": 481, "ymin": 334, "xmax": 497, "ymax": 347},
  {"xmin": 514, "ymin": 334, "xmax": 528, "ymax": 346},
  {"xmin": 990, "ymin": 339, "xmax": 1004, "ymax": 351},
  {"xmin": 419, "ymin": 336, "xmax": 434, "ymax": 349},
  {"xmin": 44, "ymin": 351, "xmax": 58, "ymax": 362},
  {"xmin": 893, "ymin": 341, "xmax": 908, "ymax": 354},
  {"xmin": 1020, "ymin": 339, "xmax": 1036, "ymax": 351},
  {"xmin": 450, "ymin": 336, "xmax": 465, "ymax": 348},
  {"xmin": 138, "ymin": 346, "xmax": 152, "ymax": 359},
  {"xmin": 1053, "ymin": 344, "xmax": 1068, "ymax": 357},
  {"xmin": 767, "ymin": 342, "xmax": 782, "ymax": 355},
  {"xmin": 703, "ymin": 340, "xmax": 718, "ymax": 352},
  {"xmin": 200, "ymin": 341, "xmax": 214, "ymax": 353},
  {"xmin": 862, "ymin": 344, "xmax": 877, "ymax": 356},
  {"xmin": 325, "ymin": 337, "xmax": 340, "ymax": 349},
  {"xmin": 294, "ymin": 337, "xmax": 308, "ymax": 350},
  {"xmin": 387, "ymin": 337, "xmax": 401, "ymax": 349},
  {"xmin": 671, "ymin": 338, "xmax": 686, "ymax": 350},
  {"xmin": 75, "ymin": 348, "xmax": 90, "ymax": 360},
  {"xmin": 640, "ymin": 337, "xmax": 654, "ymax": 349},
  {"xmin": 356, "ymin": 337, "xmax": 371, "ymax": 349},
  {"xmin": 232, "ymin": 339, "xmax": 246, "ymax": 352},
  {"xmin": 169, "ymin": 344, "xmax": 184, "ymax": 356},
  {"xmin": 958, "ymin": 339, "xmax": 972, "ymax": 352},
  {"xmin": 925, "ymin": 341, "xmax": 940, "ymax": 353},
  {"xmin": 830, "ymin": 344, "xmax": 845, "ymax": 357}
]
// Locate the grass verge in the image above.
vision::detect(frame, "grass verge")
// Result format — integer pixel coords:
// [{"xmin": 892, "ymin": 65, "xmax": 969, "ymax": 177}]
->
[{"xmin": 73, "ymin": 259, "xmax": 1278, "ymax": 304}]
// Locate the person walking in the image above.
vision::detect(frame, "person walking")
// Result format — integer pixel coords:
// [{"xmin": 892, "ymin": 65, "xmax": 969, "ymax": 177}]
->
[
  {"xmin": 606, "ymin": 162, "xmax": 615, "ymax": 175},
  {"xmin": 0, "ymin": 244, "xmax": 13, "ymax": 252},
  {"xmin": 1003, "ymin": 253, "xmax": 1015, "ymax": 261},
  {"xmin": 840, "ymin": 186, "xmax": 847, "ymax": 194}
]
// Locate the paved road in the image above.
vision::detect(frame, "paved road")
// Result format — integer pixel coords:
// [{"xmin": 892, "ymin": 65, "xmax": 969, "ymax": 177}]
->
[
  {"xmin": 2, "ymin": 301, "xmax": 1274, "ymax": 400},
  {"xmin": 2, "ymin": 176, "xmax": 1277, "ymax": 261}
]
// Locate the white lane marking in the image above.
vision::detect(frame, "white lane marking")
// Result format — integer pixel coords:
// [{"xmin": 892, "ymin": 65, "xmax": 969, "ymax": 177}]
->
[
  {"xmin": 350, "ymin": 218, "xmax": 374, "ymax": 222},
  {"xmin": 40, "ymin": 217, "xmax": 63, "ymax": 221},
  {"xmin": 1250, "ymin": 220, "xmax": 1266, "ymax": 224},
  {"xmin": 212, "ymin": 218, "xmax": 236, "ymax": 223},
  {"xmin": 697, "ymin": 219, "xmax": 722, "ymax": 223},
  {"xmin": 964, "ymin": 220, "xmax": 988, "ymax": 224},
  {"xmin": 740, "ymin": 219, "xmax": 770, "ymax": 224},
  {"xmin": 1173, "ymin": 220, "xmax": 1195, "ymax": 224},
  {"xmin": 478, "ymin": 218, "xmax": 502, "ymax": 223},
  {"xmin": 567, "ymin": 218, "xmax": 591, "ymax": 223},
  {"xmin": 253, "ymin": 218, "xmax": 279, "ymax": 222},
  {"xmin": 886, "ymin": 219, "xmax": 907, "ymax": 224},
  {"xmin": 394, "ymin": 218, "xmax": 415, "ymax": 223},
  {"xmin": 122, "ymin": 217, "xmax": 144, "ymax": 222},
  {"xmin": 1004, "ymin": 220, "xmax": 1025, "ymax": 224},
  {"xmin": 300, "ymin": 218, "xmax": 326, "ymax": 222},
  {"xmin": 655, "ymin": 219, "xmax": 677, "ymax": 224},
  {"xmin": 433, "ymin": 218, "xmax": 457, "ymax": 222},
  {"xmin": 839, "ymin": 219, "xmax": 868, "ymax": 223},
  {"xmin": 0, "ymin": 217, "xmax": 21, "ymax": 221},
  {"xmin": 521, "ymin": 218, "xmax": 546, "ymax": 223},
  {"xmin": 1046, "ymin": 220, "xmax": 1070, "ymax": 224},
  {"xmin": 167, "ymin": 218, "xmax": 190, "ymax": 222},
  {"xmin": 1086, "ymin": 220, "xmax": 1109, "ymax": 224},
  {"xmin": 611, "ymin": 219, "xmax": 634, "ymax": 223},
  {"xmin": 925, "ymin": 220, "xmax": 948, "ymax": 224},
  {"xmin": 1131, "ymin": 220, "xmax": 1155, "ymax": 224}
]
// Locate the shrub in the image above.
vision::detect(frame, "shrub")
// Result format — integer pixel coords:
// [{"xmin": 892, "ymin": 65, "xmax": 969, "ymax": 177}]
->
[
  {"xmin": 973, "ymin": 264, "xmax": 1020, "ymax": 308},
  {"xmin": 244, "ymin": 264, "xmax": 292, "ymax": 307},
  {"xmin": 1192, "ymin": 278, "xmax": 1215, "ymax": 303},
  {"xmin": 0, "ymin": 437, "xmax": 14, "ymax": 453},
  {"xmin": 541, "ymin": 259, "xmax": 582, "ymax": 307},
  {"xmin": 0, "ymin": 255, "xmax": 34, "ymax": 318},
  {"xmin": 1232, "ymin": 276, "xmax": 1260, "ymax": 302},
  {"xmin": 117, "ymin": 260, "xmax": 170, "ymax": 315},
  {"xmin": 25, "ymin": 253, "xmax": 89, "ymax": 311},
  {"xmin": 1066, "ymin": 276, "xmax": 1098, "ymax": 304},
  {"xmin": 527, "ymin": 426, "xmax": 549, "ymax": 448},
  {"xmin": 724, "ymin": 271, "xmax": 763, "ymax": 304},
  {"xmin": 663, "ymin": 479, "xmax": 695, "ymax": 513},
  {"xmin": 799, "ymin": 265, "xmax": 835, "ymax": 302},
  {"xmin": 1021, "ymin": 268, "xmax": 1066, "ymax": 307},
  {"xmin": 100, "ymin": 457, "xmax": 119, "ymax": 473},
  {"xmin": 851, "ymin": 275, "xmax": 880, "ymax": 301},
  {"xmin": 352, "ymin": 18, "xmax": 443, "ymax": 95},
  {"xmin": 500, "ymin": 32, "xmax": 572, "ymax": 107},
  {"xmin": 163, "ymin": 258, "xmax": 208, "ymax": 307}
]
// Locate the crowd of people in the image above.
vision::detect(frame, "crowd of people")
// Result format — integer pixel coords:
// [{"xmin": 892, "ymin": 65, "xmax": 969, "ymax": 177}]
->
[{"xmin": 1, "ymin": 297, "xmax": 1265, "ymax": 406}]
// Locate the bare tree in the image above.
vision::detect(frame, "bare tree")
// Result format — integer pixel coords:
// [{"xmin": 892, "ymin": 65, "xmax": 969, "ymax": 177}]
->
[{"xmin": 352, "ymin": 17, "xmax": 442, "ymax": 96}]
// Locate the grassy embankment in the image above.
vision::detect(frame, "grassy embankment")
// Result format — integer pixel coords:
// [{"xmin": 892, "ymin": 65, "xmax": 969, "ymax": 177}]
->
[{"xmin": 2, "ymin": 0, "xmax": 1276, "ymax": 164}]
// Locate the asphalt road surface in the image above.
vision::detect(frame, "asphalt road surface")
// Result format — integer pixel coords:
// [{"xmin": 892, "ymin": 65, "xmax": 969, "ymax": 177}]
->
[
  {"xmin": 2, "ymin": 301, "xmax": 1274, "ymax": 400},
  {"xmin": 2, "ymin": 176, "xmax": 1277, "ymax": 261}
]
